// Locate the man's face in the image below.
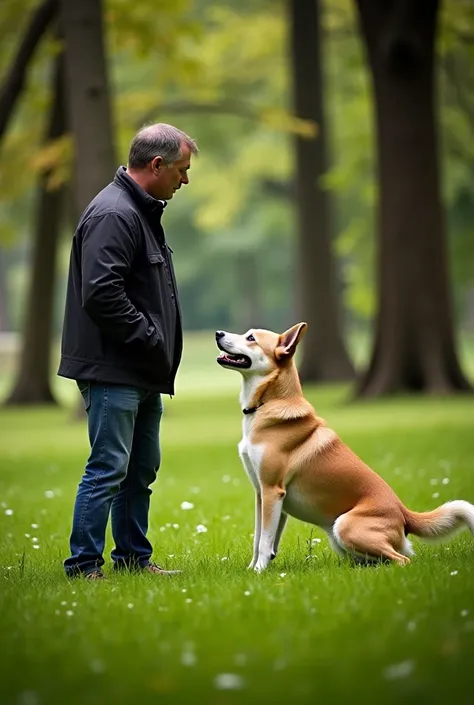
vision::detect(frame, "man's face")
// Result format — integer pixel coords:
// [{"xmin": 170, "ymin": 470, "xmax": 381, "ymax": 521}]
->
[{"xmin": 149, "ymin": 142, "xmax": 192, "ymax": 200}]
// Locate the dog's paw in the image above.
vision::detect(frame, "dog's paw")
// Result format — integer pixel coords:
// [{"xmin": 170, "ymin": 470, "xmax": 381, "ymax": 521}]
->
[
  {"xmin": 270, "ymin": 551, "xmax": 277, "ymax": 561},
  {"xmin": 254, "ymin": 557, "xmax": 270, "ymax": 573}
]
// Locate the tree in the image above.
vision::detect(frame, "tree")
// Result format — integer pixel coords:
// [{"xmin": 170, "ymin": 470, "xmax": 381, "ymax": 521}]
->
[
  {"xmin": 354, "ymin": 0, "xmax": 471, "ymax": 396},
  {"xmin": 0, "ymin": 0, "xmax": 57, "ymax": 145},
  {"xmin": 288, "ymin": 0, "xmax": 354, "ymax": 382},
  {"xmin": 6, "ymin": 44, "xmax": 65, "ymax": 404},
  {"xmin": 60, "ymin": 0, "xmax": 116, "ymax": 215}
]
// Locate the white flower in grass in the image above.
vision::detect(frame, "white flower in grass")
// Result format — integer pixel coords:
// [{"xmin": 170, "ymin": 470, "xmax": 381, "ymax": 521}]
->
[
  {"xmin": 127, "ymin": 603, "xmax": 134, "ymax": 609},
  {"xmin": 450, "ymin": 570, "xmax": 459, "ymax": 576},
  {"xmin": 312, "ymin": 538, "xmax": 321, "ymax": 545},
  {"xmin": 196, "ymin": 524, "xmax": 207, "ymax": 533},
  {"xmin": 66, "ymin": 610, "xmax": 74, "ymax": 617},
  {"xmin": 279, "ymin": 573, "xmax": 287, "ymax": 578},
  {"xmin": 461, "ymin": 610, "xmax": 469, "ymax": 617},
  {"xmin": 214, "ymin": 673, "xmax": 245, "ymax": 690},
  {"xmin": 90, "ymin": 659, "xmax": 105, "ymax": 674},
  {"xmin": 33, "ymin": 545, "xmax": 40, "ymax": 550},
  {"xmin": 190, "ymin": 486, "xmax": 200, "ymax": 494},
  {"xmin": 61, "ymin": 601, "xmax": 67, "ymax": 606},
  {"xmin": 407, "ymin": 621, "xmax": 417, "ymax": 632},
  {"xmin": 181, "ymin": 650, "xmax": 197, "ymax": 666},
  {"xmin": 31, "ymin": 537, "xmax": 38, "ymax": 543},
  {"xmin": 168, "ymin": 554, "xmax": 175, "ymax": 559},
  {"xmin": 222, "ymin": 515, "xmax": 231, "ymax": 521},
  {"xmin": 18, "ymin": 690, "xmax": 39, "ymax": 705},
  {"xmin": 222, "ymin": 475, "xmax": 231, "ymax": 483},
  {"xmin": 44, "ymin": 490, "xmax": 55, "ymax": 499},
  {"xmin": 25, "ymin": 533, "xmax": 30, "ymax": 538},
  {"xmin": 221, "ymin": 556, "xmax": 228, "ymax": 562},
  {"xmin": 5, "ymin": 509, "xmax": 13, "ymax": 516},
  {"xmin": 180, "ymin": 501, "xmax": 194, "ymax": 510},
  {"xmin": 172, "ymin": 524, "xmax": 179, "ymax": 529},
  {"xmin": 432, "ymin": 492, "xmax": 440, "ymax": 499},
  {"xmin": 72, "ymin": 602, "xmax": 77, "ymax": 608},
  {"xmin": 31, "ymin": 523, "xmax": 39, "ymax": 529},
  {"xmin": 384, "ymin": 660, "xmax": 415, "ymax": 680},
  {"xmin": 159, "ymin": 526, "xmax": 166, "ymax": 532},
  {"xmin": 244, "ymin": 590, "xmax": 251, "ymax": 596},
  {"xmin": 442, "ymin": 477, "xmax": 450, "ymax": 485},
  {"xmin": 185, "ymin": 598, "xmax": 193, "ymax": 604}
]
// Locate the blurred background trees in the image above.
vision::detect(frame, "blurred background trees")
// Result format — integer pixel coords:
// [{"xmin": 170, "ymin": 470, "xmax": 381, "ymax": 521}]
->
[{"xmin": 0, "ymin": 0, "xmax": 472, "ymax": 403}]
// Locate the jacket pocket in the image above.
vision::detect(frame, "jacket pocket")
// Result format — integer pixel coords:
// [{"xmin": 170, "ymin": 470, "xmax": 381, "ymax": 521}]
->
[{"xmin": 148, "ymin": 313, "xmax": 172, "ymax": 373}]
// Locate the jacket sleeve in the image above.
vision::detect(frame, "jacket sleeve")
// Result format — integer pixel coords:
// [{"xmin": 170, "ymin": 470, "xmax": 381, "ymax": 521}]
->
[{"xmin": 80, "ymin": 213, "xmax": 162, "ymax": 351}]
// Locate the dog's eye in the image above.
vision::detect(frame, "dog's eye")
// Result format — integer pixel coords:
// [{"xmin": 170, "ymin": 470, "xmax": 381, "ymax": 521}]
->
[{"xmin": 246, "ymin": 334, "xmax": 255, "ymax": 342}]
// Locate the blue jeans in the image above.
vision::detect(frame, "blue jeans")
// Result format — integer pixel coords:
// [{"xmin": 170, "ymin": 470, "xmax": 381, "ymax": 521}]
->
[{"xmin": 64, "ymin": 383, "xmax": 163, "ymax": 576}]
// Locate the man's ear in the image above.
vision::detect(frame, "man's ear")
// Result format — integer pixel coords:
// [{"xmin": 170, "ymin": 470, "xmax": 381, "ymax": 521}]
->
[
  {"xmin": 151, "ymin": 156, "xmax": 163, "ymax": 173},
  {"xmin": 276, "ymin": 322, "xmax": 307, "ymax": 359}
]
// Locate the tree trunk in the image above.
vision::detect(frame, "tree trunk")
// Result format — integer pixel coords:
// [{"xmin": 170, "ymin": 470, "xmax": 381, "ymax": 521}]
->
[
  {"xmin": 354, "ymin": 0, "xmax": 471, "ymax": 396},
  {"xmin": 60, "ymin": 0, "xmax": 117, "ymax": 418},
  {"xmin": 5, "ymin": 49, "xmax": 65, "ymax": 405},
  {"xmin": 0, "ymin": 249, "xmax": 12, "ymax": 332},
  {"xmin": 60, "ymin": 0, "xmax": 116, "ymax": 214},
  {"xmin": 233, "ymin": 252, "xmax": 265, "ymax": 332},
  {"xmin": 288, "ymin": 0, "xmax": 354, "ymax": 383},
  {"xmin": 0, "ymin": 0, "xmax": 58, "ymax": 145}
]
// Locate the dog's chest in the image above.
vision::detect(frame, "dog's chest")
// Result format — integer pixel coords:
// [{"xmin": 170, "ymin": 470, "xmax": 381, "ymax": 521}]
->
[{"xmin": 238, "ymin": 419, "xmax": 265, "ymax": 488}]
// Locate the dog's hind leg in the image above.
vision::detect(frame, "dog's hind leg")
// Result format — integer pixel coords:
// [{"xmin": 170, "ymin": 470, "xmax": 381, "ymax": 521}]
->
[{"xmin": 333, "ymin": 512, "xmax": 411, "ymax": 566}]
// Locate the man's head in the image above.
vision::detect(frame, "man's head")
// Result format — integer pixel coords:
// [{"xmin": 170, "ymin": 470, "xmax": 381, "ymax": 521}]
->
[{"xmin": 127, "ymin": 123, "xmax": 198, "ymax": 201}]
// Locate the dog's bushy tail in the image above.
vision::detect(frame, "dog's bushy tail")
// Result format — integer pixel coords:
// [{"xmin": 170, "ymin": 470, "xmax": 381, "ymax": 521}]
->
[{"xmin": 404, "ymin": 500, "xmax": 474, "ymax": 541}]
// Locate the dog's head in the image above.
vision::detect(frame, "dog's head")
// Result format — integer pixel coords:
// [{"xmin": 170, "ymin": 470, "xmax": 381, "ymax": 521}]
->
[{"xmin": 215, "ymin": 323, "xmax": 307, "ymax": 376}]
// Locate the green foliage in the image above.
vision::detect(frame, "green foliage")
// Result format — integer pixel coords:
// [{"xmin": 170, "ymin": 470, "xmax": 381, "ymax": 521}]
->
[{"xmin": 0, "ymin": 0, "xmax": 473, "ymax": 332}]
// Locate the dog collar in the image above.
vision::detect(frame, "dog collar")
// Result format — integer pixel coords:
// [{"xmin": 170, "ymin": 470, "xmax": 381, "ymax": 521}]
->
[{"xmin": 242, "ymin": 403, "xmax": 263, "ymax": 415}]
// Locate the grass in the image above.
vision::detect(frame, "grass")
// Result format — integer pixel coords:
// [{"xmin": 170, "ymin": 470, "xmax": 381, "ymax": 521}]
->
[{"xmin": 1, "ymin": 333, "xmax": 474, "ymax": 704}]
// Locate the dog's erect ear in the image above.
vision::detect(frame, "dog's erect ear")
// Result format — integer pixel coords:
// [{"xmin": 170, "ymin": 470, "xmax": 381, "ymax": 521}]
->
[{"xmin": 276, "ymin": 322, "xmax": 307, "ymax": 359}]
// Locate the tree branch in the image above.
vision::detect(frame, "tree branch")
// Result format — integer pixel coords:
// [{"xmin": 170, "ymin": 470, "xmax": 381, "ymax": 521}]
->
[
  {"xmin": 0, "ymin": 0, "xmax": 58, "ymax": 146},
  {"xmin": 137, "ymin": 100, "xmax": 261, "ymax": 128}
]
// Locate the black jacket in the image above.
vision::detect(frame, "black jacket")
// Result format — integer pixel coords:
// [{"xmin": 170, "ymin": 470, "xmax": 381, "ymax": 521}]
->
[{"xmin": 58, "ymin": 167, "xmax": 183, "ymax": 394}]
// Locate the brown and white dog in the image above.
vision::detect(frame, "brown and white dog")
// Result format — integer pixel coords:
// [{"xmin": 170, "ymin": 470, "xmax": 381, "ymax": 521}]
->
[{"xmin": 215, "ymin": 323, "xmax": 474, "ymax": 573}]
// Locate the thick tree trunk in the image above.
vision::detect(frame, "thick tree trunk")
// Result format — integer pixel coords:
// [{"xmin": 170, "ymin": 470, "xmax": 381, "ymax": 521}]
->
[
  {"xmin": 60, "ymin": 0, "xmax": 116, "ymax": 214},
  {"xmin": 60, "ymin": 0, "xmax": 116, "ymax": 418},
  {"xmin": 5, "ymin": 49, "xmax": 65, "ymax": 405},
  {"xmin": 233, "ymin": 252, "xmax": 265, "ymax": 332},
  {"xmin": 0, "ymin": 250, "xmax": 12, "ymax": 332},
  {"xmin": 289, "ymin": 0, "xmax": 354, "ymax": 383},
  {"xmin": 0, "ymin": 0, "xmax": 57, "ymax": 145},
  {"xmin": 355, "ymin": 0, "xmax": 471, "ymax": 396}
]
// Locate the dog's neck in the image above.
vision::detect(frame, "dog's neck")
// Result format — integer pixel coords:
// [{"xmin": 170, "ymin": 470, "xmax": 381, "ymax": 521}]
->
[{"xmin": 239, "ymin": 361, "xmax": 304, "ymax": 415}]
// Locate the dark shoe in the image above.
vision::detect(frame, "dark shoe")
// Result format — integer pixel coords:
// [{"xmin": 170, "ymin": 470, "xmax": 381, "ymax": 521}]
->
[
  {"xmin": 143, "ymin": 562, "xmax": 182, "ymax": 576},
  {"xmin": 84, "ymin": 569, "xmax": 105, "ymax": 581}
]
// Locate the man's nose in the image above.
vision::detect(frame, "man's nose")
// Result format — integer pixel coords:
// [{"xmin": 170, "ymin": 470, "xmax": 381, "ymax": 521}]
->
[
  {"xmin": 215, "ymin": 331, "xmax": 225, "ymax": 341},
  {"xmin": 181, "ymin": 173, "xmax": 189, "ymax": 185}
]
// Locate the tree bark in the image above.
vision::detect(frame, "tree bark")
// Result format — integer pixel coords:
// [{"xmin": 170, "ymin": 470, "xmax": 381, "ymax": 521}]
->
[
  {"xmin": 60, "ymin": 0, "xmax": 116, "ymax": 215},
  {"xmin": 60, "ymin": 0, "xmax": 117, "ymax": 418},
  {"xmin": 0, "ymin": 0, "xmax": 58, "ymax": 146},
  {"xmin": 289, "ymin": 0, "xmax": 355, "ymax": 382},
  {"xmin": 354, "ymin": 0, "xmax": 471, "ymax": 396},
  {"xmin": 5, "ymin": 48, "xmax": 65, "ymax": 405}
]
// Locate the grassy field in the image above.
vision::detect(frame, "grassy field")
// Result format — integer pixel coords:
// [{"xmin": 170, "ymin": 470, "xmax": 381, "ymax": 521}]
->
[{"xmin": 1, "ymin": 332, "xmax": 474, "ymax": 704}]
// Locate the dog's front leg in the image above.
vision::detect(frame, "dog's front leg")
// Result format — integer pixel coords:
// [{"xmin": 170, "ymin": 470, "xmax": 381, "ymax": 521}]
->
[
  {"xmin": 254, "ymin": 486, "xmax": 286, "ymax": 573},
  {"xmin": 271, "ymin": 511, "xmax": 288, "ymax": 560},
  {"xmin": 248, "ymin": 492, "xmax": 262, "ymax": 569}
]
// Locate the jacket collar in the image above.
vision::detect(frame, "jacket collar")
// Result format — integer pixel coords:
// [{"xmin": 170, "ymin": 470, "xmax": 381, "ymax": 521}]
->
[{"xmin": 114, "ymin": 166, "xmax": 167, "ymax": 216}]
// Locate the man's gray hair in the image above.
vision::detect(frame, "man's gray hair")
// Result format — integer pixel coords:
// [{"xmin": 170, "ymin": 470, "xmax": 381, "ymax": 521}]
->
[{"xmin": 128, "ymin": 123, "xmax": 198, "ymax": 168}]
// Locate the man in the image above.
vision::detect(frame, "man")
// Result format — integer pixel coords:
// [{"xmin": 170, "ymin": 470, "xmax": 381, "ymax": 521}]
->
[{"xmin": 58, "ymin": 123, "xmax": 198, "ymax": 579}]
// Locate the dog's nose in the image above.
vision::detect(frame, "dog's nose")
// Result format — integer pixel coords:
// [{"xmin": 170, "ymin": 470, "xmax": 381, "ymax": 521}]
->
[{"xmin": 215, "ymin": 331, "xmax": 225, "ymax": 341}]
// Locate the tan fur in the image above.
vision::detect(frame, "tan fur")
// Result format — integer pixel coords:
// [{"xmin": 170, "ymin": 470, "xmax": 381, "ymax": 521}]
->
[{"xmin": 216, "ymin": 323, "xmax": 474, "ymax": 571}]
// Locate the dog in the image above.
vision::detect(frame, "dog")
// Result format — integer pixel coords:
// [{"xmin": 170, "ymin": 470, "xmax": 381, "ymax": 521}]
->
[{"xmin": 215, "ymin": 322, "xmax": 474, "ymax": 572}]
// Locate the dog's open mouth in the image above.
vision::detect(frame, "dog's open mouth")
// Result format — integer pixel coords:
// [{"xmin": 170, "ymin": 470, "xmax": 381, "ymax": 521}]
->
[{"xmin": 217, "ymin": 351, "xmax": 251, "ymax": 369}]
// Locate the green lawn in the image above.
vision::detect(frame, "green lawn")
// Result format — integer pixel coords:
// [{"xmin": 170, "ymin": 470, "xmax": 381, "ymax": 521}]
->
[{"xmin": 1, "ymin": 335, "xmax": 474, "ymax": 704}]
